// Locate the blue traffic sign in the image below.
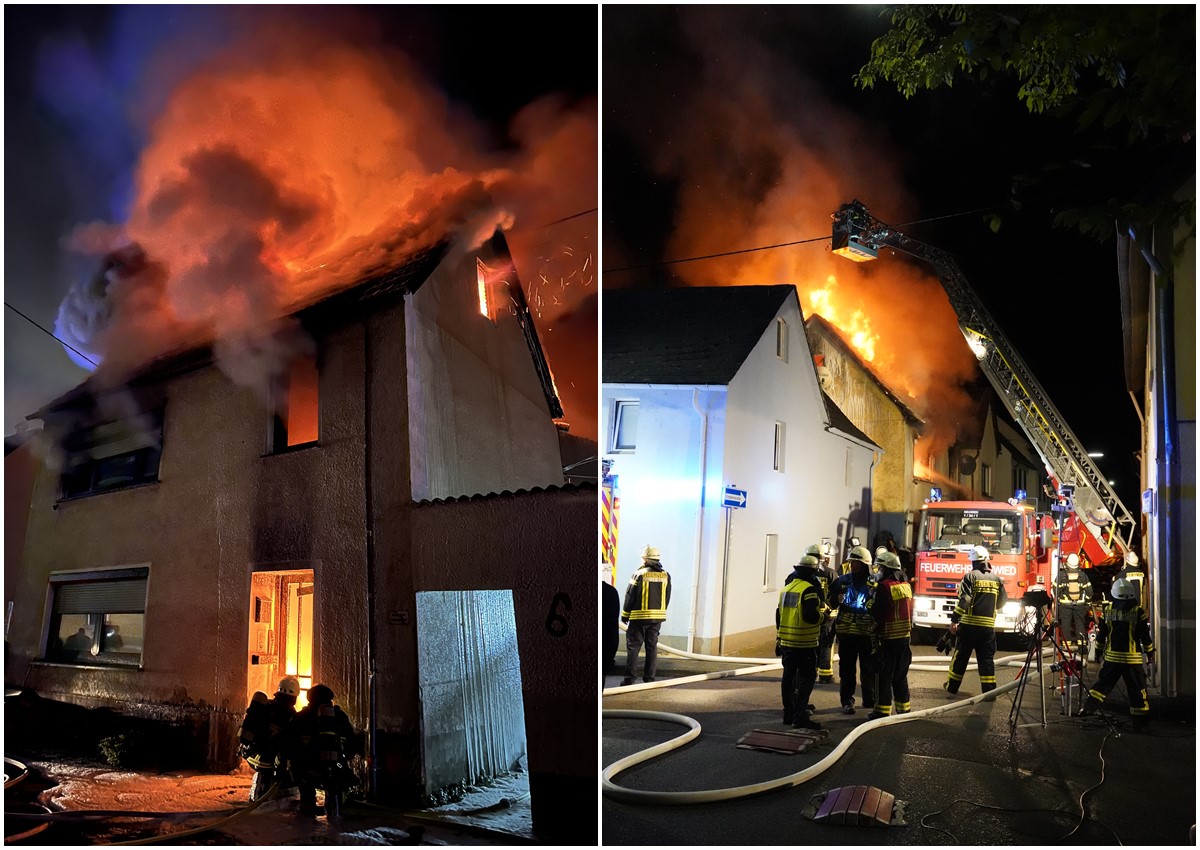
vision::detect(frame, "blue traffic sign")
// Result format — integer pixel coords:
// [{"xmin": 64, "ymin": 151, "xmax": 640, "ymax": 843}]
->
[{"xmin": 722, "ymin": 486, "xmax": 748, "ymax": 509}]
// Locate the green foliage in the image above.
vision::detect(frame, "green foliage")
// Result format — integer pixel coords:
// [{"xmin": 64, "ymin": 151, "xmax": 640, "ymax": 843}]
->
[
  {"xmin": 856, "ymin": 5, "xmax": 1194, "ymax": 143},
  {"xmin": 98, "ymin": 730, "xmax": 152, "ymax": 769}
]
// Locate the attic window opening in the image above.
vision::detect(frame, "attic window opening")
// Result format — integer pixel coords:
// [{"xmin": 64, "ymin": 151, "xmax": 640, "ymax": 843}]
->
[
  {"xmin": 476, "ymin": 258, "xmax": 495, "ymax": 322},
  {"xmin": 273, "ymin": 354, "xmax": 320, "ymax": 451},
  {"xmin": 776, "ymin": 318, "xmax": 788, "ymax": 361}
]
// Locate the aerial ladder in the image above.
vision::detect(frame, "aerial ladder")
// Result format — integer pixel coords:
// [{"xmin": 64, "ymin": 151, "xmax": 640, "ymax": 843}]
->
[{"xmin": 831, "ymin": 200, "xmax": 1136, "ymax": 570}]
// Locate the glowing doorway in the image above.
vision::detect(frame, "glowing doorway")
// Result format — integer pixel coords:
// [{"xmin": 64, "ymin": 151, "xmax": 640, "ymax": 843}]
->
[{"xmin": 247, "ymin": 569, "xmax": 315, "ymax": 707}]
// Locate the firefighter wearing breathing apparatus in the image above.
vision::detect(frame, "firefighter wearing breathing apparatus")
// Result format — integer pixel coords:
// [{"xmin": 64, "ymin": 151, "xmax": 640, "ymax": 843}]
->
[
  {"xmin": 621, "ymin": 545, "xmax": 672, "ymax": 686},
  {"xmin": 775, "ymin": 555, "xmax": 826, "ymax": 729},
  {"xmin": 866, "ymin": 551, "xmax": 914, "ymax": 719},
  {"xmin": 1054, "ymin": 552, "xmax": 1094, "ymax": 648},
  {"xmin": 1078, "ymin": 578, "xmax": 1154, "ymax": 728},
  {"xmin": 944, "ymin": 546, "xmax": 1007, "ymax": 695},
  {"xmin": 806, "ymin": 543, "xmax": 838, "ymax": 684},
  {"xmin": 287, "ymin": 683, "xmax": 362, "ymax": 818},
  {"xmin": 830, "ymin": 546, "xmax": 876, "ymax": 714},
  {"xmin": 238, "ymin": 676, "xmax": 301, "ymax": 802}
]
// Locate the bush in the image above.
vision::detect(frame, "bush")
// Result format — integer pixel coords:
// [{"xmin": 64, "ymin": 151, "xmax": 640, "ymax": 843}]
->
[{"xmin": 98, "ymin": 730, "xmax": 152, "ymax": 769}]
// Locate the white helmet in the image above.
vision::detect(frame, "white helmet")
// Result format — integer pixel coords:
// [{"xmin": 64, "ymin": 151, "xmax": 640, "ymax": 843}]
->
[
  {"xmin": 277, "ymin": 676, "xmax": 301, "ymax": 698},
  {"xmin": 875, "ymin": 551, "xmax": 903, "ymax": 573},
  {"xmin": 641, "ymin": 545, "xmax": 661, "ymax": 562},
  {"xmin": 1125, "ymin": 551, "xmax": 1140, "ymax": 568},
  {"xmin": 874, "ymin": 546, "xmax": 888, "ymax": 557},
  {"xmin": 798, "ymin": 555, "xmax": 820, "ymax": 569},
  {"xmin": 849, "ymin": 545, "xmax": 872, "ymax": 565},
  {"xmin": 1065, "ymin": 552, "xmax": 1080, "ymax": 568},
  {"xmin": 1110, "ymin": 578, "xmax": 1137, "ymax": 600},
  {"xmin": 971, "ymin": 545, "xmax": 990, "ymax": 563},
  {"xmin": 805, "ymin": 544, "xmax": 823, "ymax": 558}
]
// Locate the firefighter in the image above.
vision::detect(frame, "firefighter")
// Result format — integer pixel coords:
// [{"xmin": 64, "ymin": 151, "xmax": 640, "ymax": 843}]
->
[
  {"xmin": 620, "ymin": 545, "xmax": 672, "ymax": 686},
  {"xmin": 239, "ymin": 676, "xmax": 301, "ymax": 802},
  {"xmin": 287, "ymin": 684, "xmax": 362, "ymax": 817},
  {"xmin": 1054, "ymin": 552, "xmax": 1093, "ymax": 649},
  {"xmin": 866, "ymin": 551, "xmax": 914, "ymax": 719},
  {"xmin": 806, "ymin": 543, "xmax": 838, "ymax": 684},
  {"xmin": 775, "ymin": 555, "xmax": 826, "ymax": 729},
  {"xmin": 1078, "ymin": 578, "xmax": 1154, "ymax": 728},
  {"xmin": 830, "ymin": 545, "xmax": 876, "ymax": 714},
  {"xmin": 1116, "ymin": 550, "xmax": 1145, "ymax": 608},
  {"xmin": 944, "ymin": 546, "xmax": 1008, "ymax": 695}
]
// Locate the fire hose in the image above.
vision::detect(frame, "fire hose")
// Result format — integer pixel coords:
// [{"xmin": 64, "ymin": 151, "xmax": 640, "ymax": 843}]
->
[{"xmin": 603, "ymin": 656, "xmax": 1038, "ymax": 804}]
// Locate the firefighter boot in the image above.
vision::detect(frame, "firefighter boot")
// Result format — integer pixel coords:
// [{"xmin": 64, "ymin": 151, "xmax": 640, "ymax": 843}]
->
[{"xmin": 1076, "ymin": 697, "xmax": 1100, "ymax": 718}]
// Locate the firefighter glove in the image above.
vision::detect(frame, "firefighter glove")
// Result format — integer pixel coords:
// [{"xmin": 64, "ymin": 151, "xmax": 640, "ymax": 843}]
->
[{"xmin": 774, "ymin": 640, "xmax": 782, "ymax": 657}]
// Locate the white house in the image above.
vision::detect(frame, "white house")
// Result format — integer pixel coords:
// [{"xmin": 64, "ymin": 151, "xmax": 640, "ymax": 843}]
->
[{"xmin": 602, "ymin": 285, "xmax": 880, "ymax": 656}]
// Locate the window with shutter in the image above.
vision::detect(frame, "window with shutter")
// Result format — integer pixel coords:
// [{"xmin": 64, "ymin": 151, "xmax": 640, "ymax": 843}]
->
[{"xmin": 46, "ymin": 567, "xmax": 148, "ymax": 667}]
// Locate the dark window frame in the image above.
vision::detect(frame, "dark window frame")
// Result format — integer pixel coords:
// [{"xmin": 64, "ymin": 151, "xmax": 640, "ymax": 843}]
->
[
  {"xmin": 44, "ymin": 567, "xmax": 149, "ymax": 668},
  {"xmin": 58, "ymin": 409, "xmax": 164, "ymax": 500}
]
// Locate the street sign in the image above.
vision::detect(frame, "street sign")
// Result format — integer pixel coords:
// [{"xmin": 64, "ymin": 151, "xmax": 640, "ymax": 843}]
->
[{"xmin": 722, "ymin": 486, "xmax": 748, "ymax": 509}]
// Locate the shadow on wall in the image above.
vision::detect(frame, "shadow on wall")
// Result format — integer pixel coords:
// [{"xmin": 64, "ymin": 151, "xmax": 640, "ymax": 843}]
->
[{"xmin": 834, "ymin": 487, "xmax": 872, "ymax": 558}]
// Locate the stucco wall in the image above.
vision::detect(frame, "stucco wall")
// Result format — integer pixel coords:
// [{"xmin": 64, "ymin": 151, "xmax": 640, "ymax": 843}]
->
[{"xmin": 405, "ymin": 245, "xmax": 565, "ymax": 501}]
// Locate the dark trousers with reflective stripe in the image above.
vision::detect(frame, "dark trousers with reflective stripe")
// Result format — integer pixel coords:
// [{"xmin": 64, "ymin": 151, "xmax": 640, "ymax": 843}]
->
[
  {"xmin": 872, "ymin": 638, "xmax": 912, "ymax": 715},
  {"xmin": 817, "ymin": 623, "xmax": 836, "ymax": 677},
  {"xmin": 781, "ymin": 646, "xmax": 817, "ymax": 722},
  {"xmin": 624, "ymin": 620, "xmax": 663, "ymax": 681},
  {"xmin": 837, "ymin": 632, "xmax": 875, "ymax": 708},
  {"xmin": 1089, "ymin": 660, "xmax": 1149, "ymax": 716},
  {"xmin": 946, "ymin": 623, "xmax": 996, "ymax": 692}
]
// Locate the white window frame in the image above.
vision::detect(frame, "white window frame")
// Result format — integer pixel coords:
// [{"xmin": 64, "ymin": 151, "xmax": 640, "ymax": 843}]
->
[
  {"xmin": 611, "ymin": 400, "xmax": 639, "ymax": 453},
  {"xmin": 982, "ymin": 463, "xmax": 994, "ymax": 498},
  {"xmin": 763, "ymin": 534, "xmax": 779, "ymax": 591},
  {"xmin": 776, "ymin": 317, "xmax": 788, "ymax": 361},
  {"xmin": 773, "ymin": 421, "xmax": 785, "ymax": 472}
]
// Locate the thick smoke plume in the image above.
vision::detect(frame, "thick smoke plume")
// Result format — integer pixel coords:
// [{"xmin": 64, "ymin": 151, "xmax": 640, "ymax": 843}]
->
[
  {"xmin": 49, "ymin": 9, "xmax": 596, "ymax": 430},
  {"xmin": 621, "ymin": 10, "xmax": 980, "ymax": 457}
]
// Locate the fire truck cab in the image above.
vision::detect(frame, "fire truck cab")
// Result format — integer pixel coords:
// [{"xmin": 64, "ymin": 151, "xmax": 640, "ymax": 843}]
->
[{"xmin": 912, "ymin": 498, "xmax": 1054, "ymax": 637}]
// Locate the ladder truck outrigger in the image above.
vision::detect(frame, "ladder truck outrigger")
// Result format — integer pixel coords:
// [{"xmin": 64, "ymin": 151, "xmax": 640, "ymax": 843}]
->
[{"xmin": 831, "ymin": 200, "xmax": 1138, "ymax": 636}]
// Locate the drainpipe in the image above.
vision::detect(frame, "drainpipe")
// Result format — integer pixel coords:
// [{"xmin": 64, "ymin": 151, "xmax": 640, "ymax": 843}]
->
[
  {"xmin": 1135, "ymin": 227, "xmax": 1181, "ymax": 698},
  {"xmin": 363, "ymin": 310, "xmax": 379, "ymax": 797},
  {"xmin": 689, "ymin": 389, "xmax": 709, "ymax": 654}
]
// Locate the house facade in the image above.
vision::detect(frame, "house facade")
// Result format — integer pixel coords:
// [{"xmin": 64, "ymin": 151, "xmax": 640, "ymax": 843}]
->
[
  {"xmin": 5, "ymin": 232, "xmax": 595, "ymax": 841},
  {"xmin": 602, "ymin": 285, "xmax": 879, "ymax": 656}
]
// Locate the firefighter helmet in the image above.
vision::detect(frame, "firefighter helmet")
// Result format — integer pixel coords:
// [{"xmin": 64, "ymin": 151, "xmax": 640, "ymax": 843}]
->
[
  {"xmin": 875, "ymin": 551, "xmax": 903, "ymax": 573},
  {"xmin": 849, "ymin": 545, "xmax": 872, "ymax": 565},
  {"xmin": 971, "ymin": 545, "xmax": 991, "ymax": 563},
  {"xmin": 805, "ymin": 544, "xmax": 822, "ymax": 557},
  {"xmin": 641, "ymin": 545, "xmax": 661, "ymax": 562},
  {"xmin": 277, "ymin": 677, "xmax": 301, "ymax": 698},
  {"xmin": 798, "ymin": 554, "xmax": 820, "ymax": 569},
  {"xmin": 1111, "ymin": 578, "xmax": 1137, "ymax": 600},
  {"xmin": 1125, "ymin": 551, "xmax": 1140, "ymax": 568},
  {"xmin": 1065, "ymin": 552, "xmax": 1080, "ymax": 569},
  {"xmin": 308, "ymin": 684, "xmax": 335, "ymax": 706}
]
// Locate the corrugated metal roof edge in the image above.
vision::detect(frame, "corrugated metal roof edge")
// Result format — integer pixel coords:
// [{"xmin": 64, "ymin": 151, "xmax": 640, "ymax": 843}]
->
[{"xmin": 413, "ymin": 480, "xmax": 596, "ymax": 507}]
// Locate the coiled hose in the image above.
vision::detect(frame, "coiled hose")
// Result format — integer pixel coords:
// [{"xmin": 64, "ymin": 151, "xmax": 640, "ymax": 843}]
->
[{"xmin": 603, "ymin": 649, "xmax": 1047, "ymax": 804}]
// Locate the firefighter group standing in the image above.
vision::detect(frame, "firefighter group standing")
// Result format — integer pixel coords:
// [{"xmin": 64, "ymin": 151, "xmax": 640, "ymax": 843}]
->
[{"xmin": 238, "ymin": 679, "xmax": 363, "ymax": 817}]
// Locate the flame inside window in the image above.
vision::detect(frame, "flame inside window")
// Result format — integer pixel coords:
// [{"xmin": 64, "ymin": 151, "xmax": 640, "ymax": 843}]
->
[
  {"xmin": 476, "ymin": 258, "xmax": 492, "ymax": 320},
  {"xmin": 282, "ymin": 355, "xmax": 320, "ymax": 447}
]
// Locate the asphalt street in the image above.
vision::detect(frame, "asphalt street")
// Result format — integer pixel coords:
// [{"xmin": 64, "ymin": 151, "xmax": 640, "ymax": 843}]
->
[{"xmin": 602, "ymin": 641, "xmax": 1196, "ymax": 846}]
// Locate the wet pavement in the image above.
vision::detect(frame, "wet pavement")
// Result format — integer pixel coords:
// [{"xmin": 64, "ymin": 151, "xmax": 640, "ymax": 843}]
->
[{"xmin": 603, "ymin": 641, "xmax": 1196, "ymax": 845}]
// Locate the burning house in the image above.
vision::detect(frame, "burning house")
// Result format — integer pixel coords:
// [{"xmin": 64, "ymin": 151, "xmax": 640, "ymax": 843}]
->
[
  {"xmin": 602, "ymin": 285, "xmax": 879, "ymax": 655},
  {"xmin": 5, "ymin": 231, "xmax": 596, "ymax": 841}
]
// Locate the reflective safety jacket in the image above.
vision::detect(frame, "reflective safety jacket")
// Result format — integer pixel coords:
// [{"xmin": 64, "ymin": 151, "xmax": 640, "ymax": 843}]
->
[
  {"xmin": 953, "ymin": 568, "xmax": 1007, "ymax": 628},
  {"xmin": 1098, "ymin": 599, "xmax": 1154, "ymax": 664},
  {"xmin": 244, "ymin": 695, "xmax": 297, "ymax": 770},
  {"xmin": 622, "ymin": 563, "xmax": 672, "ymax": 621},
  {"xmin": 870, "ymin": 574, "xmax": 914, "ymax": 640},
  {"xmin": 776, "ymin": 571, "xmax": 824, "ymax": 648},
  {"xmin": 1055, "ymin": 565, "xmax": 1093, "ymax": 604},
  {"xmin": 832, "ymin": 573, "xmax": 875, "ymax": 636}
]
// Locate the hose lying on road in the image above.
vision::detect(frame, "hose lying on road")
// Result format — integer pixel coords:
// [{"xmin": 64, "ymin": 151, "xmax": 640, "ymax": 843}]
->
[{"xmin": 603, "ymin": 658, "xmax": 1039, "ymax": 805}]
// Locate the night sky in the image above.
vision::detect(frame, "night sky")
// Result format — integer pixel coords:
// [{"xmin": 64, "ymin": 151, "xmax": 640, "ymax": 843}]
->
[
  {"xmin": 4, "ymin": 5, "xmax": 598, "ymax": 440},
  {"xmin": 602, "ymin": 5, "xmax": 1169, "ymax": 515}
]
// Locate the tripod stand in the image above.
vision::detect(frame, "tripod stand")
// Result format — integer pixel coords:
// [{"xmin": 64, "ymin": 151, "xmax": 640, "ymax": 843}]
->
[{"xmin": 1007, "ymin": 599, "xmax": 1106, "ymax": 745}]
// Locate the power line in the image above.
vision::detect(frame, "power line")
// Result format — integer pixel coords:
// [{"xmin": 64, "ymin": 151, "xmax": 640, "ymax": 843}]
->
[
  {"xmin": 538, "ymin": 207, "xmax": 597, "ymax": 229},
  {"xmin": 5, "ymin": 302, "xmax": 98, "ymax": 368}
]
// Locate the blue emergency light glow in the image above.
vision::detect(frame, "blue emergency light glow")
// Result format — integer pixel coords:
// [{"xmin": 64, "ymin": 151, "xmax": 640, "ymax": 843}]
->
[
  {"xmin": 1014, "ymin": 489, "xmax": 1026, "ymax": 501},
  {"xmin": 928, "ymin": 488, "xmax": 942, "ymax": 503}
]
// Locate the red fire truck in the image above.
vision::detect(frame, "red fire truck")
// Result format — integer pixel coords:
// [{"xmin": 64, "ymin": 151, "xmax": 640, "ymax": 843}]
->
[{"xmin": 912, "ymin": 498, "xmax": 1056, "ymax": 637}]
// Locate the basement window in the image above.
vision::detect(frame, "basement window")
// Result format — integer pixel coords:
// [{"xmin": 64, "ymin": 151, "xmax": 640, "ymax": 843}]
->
[
  {"xmin": 272, "ymin": 354, "xmax": 320, "ymax": 451},
  {"xmin": 59, "ymin": 410, "xmax": 164, "ymax": 499},
  {"xmin": 776, "ymin": 318, "xmax": 788, "ymax": 361},
  {"xmin": 45, "ymin": 567, "xmax": 148, "ymax": 668},
  {"xmin": 611, "ymin": 400, "xmax": 639, "ymax": 453}
]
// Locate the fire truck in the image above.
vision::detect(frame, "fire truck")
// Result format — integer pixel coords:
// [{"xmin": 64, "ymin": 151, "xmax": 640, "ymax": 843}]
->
[
  {"xmin": 831, "ymin": 201, "xmax": 1138, "ymax": 633},
  {"xmin": 911, "ymin": 498, "xmax": 1054, "ymax": 634}
]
